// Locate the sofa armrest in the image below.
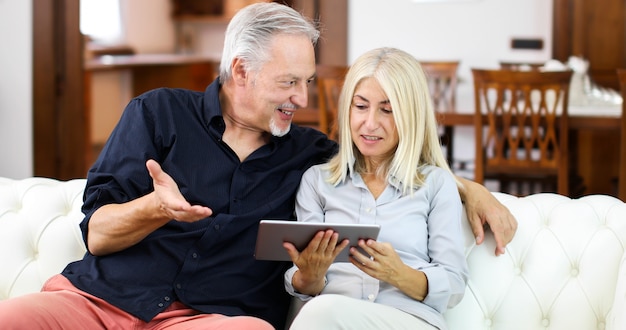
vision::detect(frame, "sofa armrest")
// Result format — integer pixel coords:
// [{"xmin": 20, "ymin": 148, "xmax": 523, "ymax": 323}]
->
[{"xmin": 0, "ymin": 177, "xmax": 87, "ymax": 300}]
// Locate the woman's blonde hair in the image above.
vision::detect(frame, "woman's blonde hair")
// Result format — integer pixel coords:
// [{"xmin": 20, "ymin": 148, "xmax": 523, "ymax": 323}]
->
[{"xmin": 325, "ymin": 47, "xmax": 454, "ymax": 195}]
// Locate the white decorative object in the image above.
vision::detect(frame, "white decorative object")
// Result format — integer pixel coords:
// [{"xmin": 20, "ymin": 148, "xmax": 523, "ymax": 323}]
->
[{"xmin": 565, "ymin": 56, "xmax": 622, "ymax": 106}]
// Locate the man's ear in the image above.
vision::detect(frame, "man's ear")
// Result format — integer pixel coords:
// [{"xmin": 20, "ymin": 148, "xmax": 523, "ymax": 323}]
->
[{"xmin": 231, "ymin": 58, "xmax": 248, "ymax": 86}]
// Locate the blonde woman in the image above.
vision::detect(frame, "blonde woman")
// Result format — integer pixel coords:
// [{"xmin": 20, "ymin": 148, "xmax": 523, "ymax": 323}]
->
[{"xmin": 284, "ymin": 47, "xmax": 468, "ymax": 330}]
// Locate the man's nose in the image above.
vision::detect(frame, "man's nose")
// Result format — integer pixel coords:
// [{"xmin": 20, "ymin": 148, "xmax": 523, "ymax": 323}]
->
[{"xmin": 291, "ymin": 83, "xmax": 309, "ymax": 108}]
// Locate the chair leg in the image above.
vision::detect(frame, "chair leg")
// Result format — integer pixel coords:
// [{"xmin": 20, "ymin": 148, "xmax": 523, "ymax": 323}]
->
[{"xmin": 444, "ymin": 126, "xmax": 454, "ymax": 166}]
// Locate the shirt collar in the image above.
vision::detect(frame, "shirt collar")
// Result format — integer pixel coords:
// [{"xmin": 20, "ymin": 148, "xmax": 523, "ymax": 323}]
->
[
  {"xmin": 203, "ymin": 78, "xmax": 224, "ymax": 126},
  {"xmin": 347, "ymin": 158, "xmax": 407, "ymax": 192}
]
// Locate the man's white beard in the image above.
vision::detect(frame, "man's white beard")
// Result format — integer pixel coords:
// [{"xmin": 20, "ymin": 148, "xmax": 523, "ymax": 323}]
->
[{"xmin": 270, "ymin": 117, "xmax": 291, "ymax": 137}]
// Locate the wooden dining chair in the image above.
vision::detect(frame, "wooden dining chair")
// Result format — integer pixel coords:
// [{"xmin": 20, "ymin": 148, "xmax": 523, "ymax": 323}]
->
[
  {"xmin": 420, "ymin": 61, "xmax": 460, "ymax": 166},
  {"xmin": 315, "ymin": 64, "xmax": 349, "ymax": 141},
  {"xmin": 618, "ymin": 69, "xmax": 626, "ymax": 201},
  {"xmin": 472, "ymin": 69, "xmax": 573, "ymax": 196}
]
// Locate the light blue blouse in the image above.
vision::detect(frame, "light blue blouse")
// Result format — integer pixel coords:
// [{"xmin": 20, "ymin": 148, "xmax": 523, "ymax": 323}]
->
[{"xmin": 284, "ymin": 164, "xmax": 468, "ymax": 330}]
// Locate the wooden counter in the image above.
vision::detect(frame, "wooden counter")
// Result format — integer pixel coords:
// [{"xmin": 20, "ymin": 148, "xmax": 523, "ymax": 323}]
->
[{"xmin": 85, "ymin": 53, "xmax": 221, "ymax": 95}]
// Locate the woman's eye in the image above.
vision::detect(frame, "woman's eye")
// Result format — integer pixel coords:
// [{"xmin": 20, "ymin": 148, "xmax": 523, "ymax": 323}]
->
[
  {"xmin": 381, "ymin": 108, "xmax": 393, "ymax": 114},
  {"xmin": 353, "ymin": 103, "xmax": 368, "ymax": 110}
]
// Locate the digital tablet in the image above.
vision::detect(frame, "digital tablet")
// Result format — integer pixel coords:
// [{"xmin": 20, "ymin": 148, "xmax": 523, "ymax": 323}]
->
[{"xmin": 254, "ymin": 220, "xmax": 381, "ymax": 262}]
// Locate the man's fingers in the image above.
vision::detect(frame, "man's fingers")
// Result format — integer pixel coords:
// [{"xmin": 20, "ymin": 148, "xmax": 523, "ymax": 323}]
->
[
  {"xmin": 146, "ymin": 159, "xmax": 161, "ymax": 178},
  {"xmin": 467, "ymin": 214, "xmax": 486, "ymax": 245},
  {"xmin": 493, "ymin": 233, "xmax": 507, "ymax": 256},
  {"xmin": 493, "ymin": 220, "xmax": 516, "ymax": 256}
]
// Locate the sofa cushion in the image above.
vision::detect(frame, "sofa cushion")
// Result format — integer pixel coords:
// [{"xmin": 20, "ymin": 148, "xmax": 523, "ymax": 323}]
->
[{"xmin": 0, "ymin": 177, "xmax": 87, "ymax": 300}]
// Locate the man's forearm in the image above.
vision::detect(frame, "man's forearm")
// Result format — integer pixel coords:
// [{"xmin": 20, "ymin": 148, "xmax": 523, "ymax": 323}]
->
[{"xmin": 87, "ymin": 192, "xmax": 169, "ymax": 256}]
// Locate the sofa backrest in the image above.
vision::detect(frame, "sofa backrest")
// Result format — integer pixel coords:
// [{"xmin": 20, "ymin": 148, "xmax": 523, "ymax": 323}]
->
[
  {"xmin": 0, "ymin": 177, "xmax": 87, "ymax": 300},
  {"xmin": 446, "ymin": 192, "xmax": 626, "ymax": 330}
]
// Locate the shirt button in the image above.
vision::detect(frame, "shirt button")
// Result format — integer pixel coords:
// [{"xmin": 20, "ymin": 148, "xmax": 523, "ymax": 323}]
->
[
  {"xmin": 365, "ymin": 208, "xmax": 371, "ymax": 213},
  {"xmin": 176, "ymin": 283, "xmax": 182, "ymax": 289},
  {"xmin": 164, "ymin": 296, "xmax": 170, "ymax": 301},
  {"xmin": 367, "ymin": 294, "xmax": 375, "ymax": 301},
  {"xmin": 192, "ymin": 252, "xmax": 198, "ymax": 258},
  {"xmin": 158, "ymin": 303, "xmax": 164, "ymax": 307},
  {"xmin": 214, "ymin": 224, "xmax": 220, "ymax": 230}
]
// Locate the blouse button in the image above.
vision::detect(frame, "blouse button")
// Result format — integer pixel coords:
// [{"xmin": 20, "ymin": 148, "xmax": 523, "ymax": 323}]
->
[{"xmin": 367, "ymin": 294, "xmax": 375, "ymax": 301}]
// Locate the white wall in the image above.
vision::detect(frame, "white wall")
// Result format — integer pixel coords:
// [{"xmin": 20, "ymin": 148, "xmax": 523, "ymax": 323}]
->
[
  {"xmin": 348, "ymin": 0, "xmax": 553, "ymax": 165},
  {"xmin": 121, "ymin": 0, "xmax": 176, "ymax": 54},
  {"xmin": 0, "ymin": 0, "xmax": 32, "ymax": 179}
]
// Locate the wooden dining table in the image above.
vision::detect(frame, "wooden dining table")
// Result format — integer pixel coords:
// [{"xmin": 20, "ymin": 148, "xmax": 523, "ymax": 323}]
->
[{"xmin": 436, "ymin": 102, "xmax": 623, "ymax": 199}]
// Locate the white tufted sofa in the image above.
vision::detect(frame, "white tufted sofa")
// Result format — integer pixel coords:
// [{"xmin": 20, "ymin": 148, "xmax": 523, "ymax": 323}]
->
[{"xmin": 1, "ymin": 177, "xmax": 626, "ymax": 329}]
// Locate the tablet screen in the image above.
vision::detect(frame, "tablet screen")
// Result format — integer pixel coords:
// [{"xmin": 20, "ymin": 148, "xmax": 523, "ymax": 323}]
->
[{"xmin": 254, "ymin": 220, "xmax": 381, "ymax": 262}]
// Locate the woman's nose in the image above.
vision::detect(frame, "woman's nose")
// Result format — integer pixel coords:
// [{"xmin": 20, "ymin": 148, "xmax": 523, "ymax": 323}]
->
[{"xmin": 364, "ymin": 111, "xmax": 380, "ymax": 130}]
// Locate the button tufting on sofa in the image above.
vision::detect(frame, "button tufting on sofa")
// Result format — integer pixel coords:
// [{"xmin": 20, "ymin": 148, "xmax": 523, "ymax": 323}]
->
[
  {"xmin": 0, "ymin": 177, "xmax": 87, "ymax": 300},
  {"xmin": 1, "ymin": 177, "xmax": 626, "ymax": 329}
]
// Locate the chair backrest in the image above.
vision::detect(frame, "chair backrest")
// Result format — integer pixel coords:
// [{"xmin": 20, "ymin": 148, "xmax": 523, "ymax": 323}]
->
[
  {"xmin": 420, "ymin": 61, "xmax": 460, "ymax": 113},
  {"xmin": 420, "ymin": 61, "xmax": 460, "ymax": 165},
  {"xmin": 618, "ymin": 69, "xmax": 626, "ymax": 201},
  {"xmin": 499, "ymin": 61, "xmax": 544, "ymax": 71},
  {"xmin": 315, "ymin": 64, "xmax": 349, "ymax": 141},
  {"xmin": 472, "ymin": 69, "xmax": 573, "ymax": 196}
]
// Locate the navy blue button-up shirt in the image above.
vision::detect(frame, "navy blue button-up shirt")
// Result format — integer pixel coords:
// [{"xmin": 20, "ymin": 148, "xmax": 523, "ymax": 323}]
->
[{"xmin": 62, "ymin": 79, "xmax": 337, "ymax": 329}]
